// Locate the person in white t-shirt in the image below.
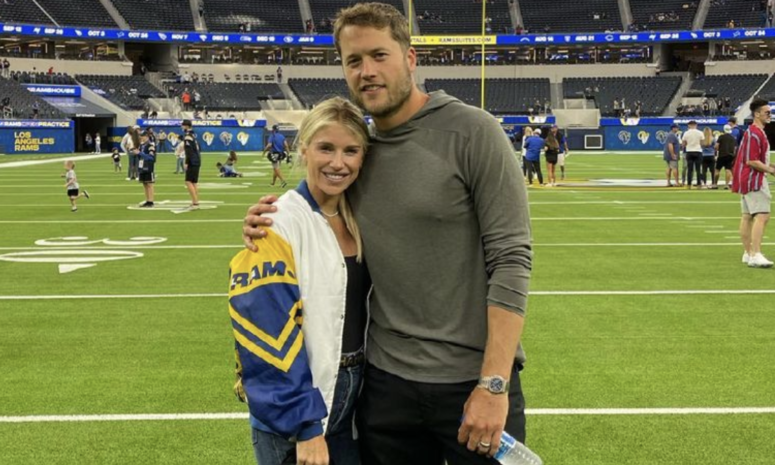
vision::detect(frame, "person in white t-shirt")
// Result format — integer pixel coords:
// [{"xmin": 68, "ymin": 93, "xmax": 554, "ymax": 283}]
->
[{"xmin": 681, "ymin": 121, "xmax": 705, "ymax": 189}]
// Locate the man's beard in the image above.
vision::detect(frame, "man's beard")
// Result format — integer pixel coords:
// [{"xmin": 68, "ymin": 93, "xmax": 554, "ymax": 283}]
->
[{"xmin": 350, "ymin": 67, "xmax": 414, "ymax": 119}]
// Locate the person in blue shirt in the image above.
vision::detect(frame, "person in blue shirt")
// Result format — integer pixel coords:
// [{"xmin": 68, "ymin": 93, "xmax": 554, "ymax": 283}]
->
[
  {"xmin": 523, "ymin": 128, "xmax": 545, "ymax": 185},
  {"xmin": 663, "ymin": 124, "xmax": 681, "ymax": 187},
  {"xmin": 729, "ymin": 117, "xmax": 744, "ymax": 147},
  {"xmin": 217, "ymin": 161, "xmax": 243, "ymax": 177},
  {"xmin": 263, "ymin": 125, "xmax": 289, "ymax": 188}
]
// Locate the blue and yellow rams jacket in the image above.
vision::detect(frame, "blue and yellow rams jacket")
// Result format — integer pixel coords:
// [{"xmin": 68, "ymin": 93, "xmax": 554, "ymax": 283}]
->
[{"xmin": 228, "ymin": 181, "xmax": 351, "ymax": 441}]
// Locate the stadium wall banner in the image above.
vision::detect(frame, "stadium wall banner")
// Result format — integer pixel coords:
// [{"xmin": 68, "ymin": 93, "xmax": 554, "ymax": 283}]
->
[
  {"xmin": 112, "ymin": 126, "xmax": 266, "ymax": 152},
  {"xmin": 600, "ymin": 117, "xmax": 730, "ymax": 126},
  {"xmin": 137, "ymin": 119, "xmax": 266, "ymax": 128},
  {"xmin": 1, "ymin": 22, "xmax": 774, "ymax": 47},
  {"xmin": 498, "ymin": 116, "xmax": 556, "ymax": 125},
  {"xmin": 0, "ymin": 122, "xmax": 74, "ymax": 154},
  {"xmin": 22, "ymin": 84, "xmax": 82, "ymax": 97},
  {"xmin": 604, "ymin": 125, "xmax": 726, "ymax": 151}
]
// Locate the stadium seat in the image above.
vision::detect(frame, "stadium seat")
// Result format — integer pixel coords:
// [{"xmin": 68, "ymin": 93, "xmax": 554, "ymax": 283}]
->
[
  {"xmin": 563, "ymin": 76, "xmax": 682, "ymax": 116},
  {"xmin": 629, "ymin": 0, "xmax": 698, "ymax": 31},
  {"xmin": 0, "ymin": 78, "xmax": 67, "ymax": 119},
  {"xmin": 424, "ymin": 78, "xmax": 551, "ymax": 115},
  {"xmin": 520, "ymin": 0, "xmax": 621, "ymax": 33},
  {"xmin": 704, "ymin": 0, "xmax": 766, "ymax": 29},
  {"xmin": 36, "ymin": 0, "xmax": 118, "ymax": 28},
  {"xmin": 108, "ymin": 0, "xmax": 196, "ymax": 31},
  {"xmin": 204, "ymin": 0, "xmax": 304, "ymax": 33},
  {"xmin": 414, "ymin": 0, "xmax": 512, "ymax": 34},
  {"xmin": 689, "ymin": 74, "xmax": 769, "ymax": 113},
  {"xmin": 75, "ymin": 74, "xmax": 166, "ymax": 110},
  {"xmin": 288, "ymin": 78, "xmax": 350, "ymax": 108}
]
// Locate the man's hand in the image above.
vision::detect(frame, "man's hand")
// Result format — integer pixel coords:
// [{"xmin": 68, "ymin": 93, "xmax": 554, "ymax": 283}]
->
[
  {"xmin": 296, "ymin": 435, "xmax": 329, "ymax": 465},
  {"xmin": 457, "ymin": 388, "xmax": 509, "ymax": 458},
  {"xmin": 242, "ymin": 195, "xmax": 279, "ymax": 251}
]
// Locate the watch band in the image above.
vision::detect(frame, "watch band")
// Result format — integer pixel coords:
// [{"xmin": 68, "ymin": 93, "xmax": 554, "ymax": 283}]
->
[{"xmin": 477, "ymin": 375, "xmax": 510, "ymax": 394}]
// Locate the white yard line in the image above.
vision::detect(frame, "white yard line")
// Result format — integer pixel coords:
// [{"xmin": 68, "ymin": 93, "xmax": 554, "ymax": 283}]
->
[
  {"xmin": 4, "ymin": 289, "xmax": 775, "ymax": 301},
  {"xmin": 0, "ymin": 154, "xmax": 112, "ymax": 169},
  {"xmin": 2, "ymin": 407, "xmax": 774, "ymax": 423}
]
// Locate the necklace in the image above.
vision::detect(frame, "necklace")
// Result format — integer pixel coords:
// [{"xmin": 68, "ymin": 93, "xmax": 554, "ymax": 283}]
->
[{"xmin": 321, "ymin": 209, "xmax": 339, "ymax": 218}]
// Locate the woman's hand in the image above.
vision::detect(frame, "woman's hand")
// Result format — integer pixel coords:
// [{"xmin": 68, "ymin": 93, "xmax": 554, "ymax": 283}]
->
[{"xmin": 296, "ymin": 435, "xmax": 329, "ymax": 465}]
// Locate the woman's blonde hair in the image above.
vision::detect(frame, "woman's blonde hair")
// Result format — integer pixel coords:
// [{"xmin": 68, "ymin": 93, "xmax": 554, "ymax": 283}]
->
[
  {"xmin": 703, "ymin": 127, "xmax": 714, "ymax": 146},
  {"xmin": 297, "ymin": 97, "xmax": 369, "ymax": 262},
  {"xmin": 523, "ymin": 126, "xmax": 533, "ymax": 137}
]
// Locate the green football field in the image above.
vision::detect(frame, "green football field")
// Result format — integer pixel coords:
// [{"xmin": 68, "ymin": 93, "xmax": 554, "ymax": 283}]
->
[{"xmin": 1, "ymin": 151, "xmax": 774, "ymax": 464}]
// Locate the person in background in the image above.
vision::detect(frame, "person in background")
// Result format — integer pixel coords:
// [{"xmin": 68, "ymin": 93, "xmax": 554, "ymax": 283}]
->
[
  {"xmin": 122, "ymin": 126, "xmax": 140, "ymax": 181},
  {"xmin": 714, "ymin": 124, "xmax": 736, "ymax": 189},
  {"xmin": 663, "ymin": 124, "xmax": 681, "ymax": 187},
  {"xmin": 182, "ymin": 119, "xmax": 202, "ymax": 210},
  {"xmin": 63, "ymin": 160, "xmax": 90, "ymax": 212},
  {"xmin": 520, "ymin": 126, "xmax": 533, "ymax": 178},
  {"xmin": 681, "ymin": 121, "xmax": 704, "ymax": 189},
  {"xmin": 112, "ymin": 148, "xmax": 121, "ymax": 173},
  {"xmin": 544, "ymin": 130, "xmax": 560, "ymax": 187},
  {"xmin": 85, "ymin": 133, "xmax": 93, "ymax": 153},
  {"xmin": 217, "ymin": 161, "xmax": 243, "ymax": 177},
  {"xmin": 264, "ymin": 125, "xmax": 289, "ymax": 188},
  {"xmin": 94, "ymin": 132, "xmax": 101, "ymax": 154},
  {"xmin": 524, "ymin": 128, "xmax": 545, "ymax": 185},
  {"xmin": 137, "ymin": 130, "xmax": 157, "ymax": 208},
  {"xmin": 230, "ymin": 97, "xmax": 370, "ymax": 465},
  {"xmin": 157, "ymin": 131, "xmax": 168, "ymax": 153},
  {"xmin": 732, "ymin": 99, "xmax": 774, "ymax": 268},
  {"xmin": 700, "ymin": 127, "xmax": 717, "ymax": 189},
  {"xmin": 174, "ymin": 134, "xmax": 186, "ymax": 174},
  {"xmin": 728, "ymin": 116, "xmax": 744, "ymax": 147},
  {"xmin": 551, "ymin": 125, "xmax": 569, "ymax": 181}
]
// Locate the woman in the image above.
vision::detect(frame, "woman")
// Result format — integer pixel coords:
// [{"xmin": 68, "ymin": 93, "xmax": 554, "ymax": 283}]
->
[
  {"xmin": 700, "ymin": 127, "xmax": 716, "ymax": 189},
  {"xmin": 520, "ymin": 126, "xmax": 533, "ymax": 178},
  {"xmin": 228, "ymin": 97, "xmax": 370, "ymax": 465},
  {"xmin": 544, "ymin": 131, "xmax": 560, "ymax": 187},
  {"xmin": 121, "ymin": 126, "xmax": 140, "ymax": 181}
]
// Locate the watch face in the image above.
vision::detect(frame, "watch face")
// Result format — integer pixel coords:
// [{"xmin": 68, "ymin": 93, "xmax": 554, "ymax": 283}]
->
[{"xmin": 490, "ymin": 378, "xmax": 505, "ymax": 392}]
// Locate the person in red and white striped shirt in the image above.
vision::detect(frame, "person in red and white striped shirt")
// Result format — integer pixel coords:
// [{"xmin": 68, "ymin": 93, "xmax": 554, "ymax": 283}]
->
[{"xmin": 731, "ymin": 99, "xmax": 775, "ymax": 268}]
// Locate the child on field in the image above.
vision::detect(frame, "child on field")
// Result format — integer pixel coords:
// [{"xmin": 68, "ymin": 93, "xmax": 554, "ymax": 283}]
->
[
  {"xmin": 137, "ymin": 130, "xmax": 157, "ymax": 208},
  {"xmin": 217, "ymin": 161, "xmax": 243, "ymax": 177},
  {"xmin": 112, "ymin": 148, "xmax": 122, "ymax": 172},
  {"xmin": 63, "ymin": 160, "xmax": 90, "ymax": 212}
]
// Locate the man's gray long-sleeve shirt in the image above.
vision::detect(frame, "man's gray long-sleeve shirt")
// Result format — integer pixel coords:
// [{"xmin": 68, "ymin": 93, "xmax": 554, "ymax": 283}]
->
[{"xmin": 350, "ymin": 91, "xmax": 532, "ymax": 383}]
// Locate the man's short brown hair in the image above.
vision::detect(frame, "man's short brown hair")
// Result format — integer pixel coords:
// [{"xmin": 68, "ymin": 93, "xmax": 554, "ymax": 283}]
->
[{"xmin": 333, "ymin": 2, "xmax": 411, "ymax": 54}]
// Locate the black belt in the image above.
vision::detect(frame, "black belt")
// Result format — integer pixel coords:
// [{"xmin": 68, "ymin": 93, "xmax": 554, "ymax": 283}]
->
[{"xmin": 339, "ymin": 351, "xmax": 364, "ymax": 368}]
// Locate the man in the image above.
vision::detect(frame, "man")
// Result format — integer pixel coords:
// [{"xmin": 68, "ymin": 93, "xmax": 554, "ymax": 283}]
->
[
  {"xmin": 243, "ymin": 3, "xmax": 532, "ymax": 464},
  {"xmin": 524, "ymin": 128, "xmax": 545, "ymax": 185},
  {"xmin": 714, "ymin": 124, "xmax": 736, "ymax": 189},
  {"xmin": 551, "ymin": 125, "xmax": 570, "ymax": 180},
  {"xmin": 729, "ymin": 116, "xmax": 744, "ymax": 147},
  {"xmin": 663, "ymin": 123, "xmax": 681, "ymax": 187},
  {"xmin": 262, "ymin": 125, "xmax": 289, "ymax": 188},
  {"xmin": 681, "ymin": 120, "xmax": 704, "ymax": 189},
  {"xmin": 731, "ymin": 99, "xmax": 775, "ymax": 268},
  {"xmin": 181, "ymin": 119, "xmax": 201, "ymax": 210}
]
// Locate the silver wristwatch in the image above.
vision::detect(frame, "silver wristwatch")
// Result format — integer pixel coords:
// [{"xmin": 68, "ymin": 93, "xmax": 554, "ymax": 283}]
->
[{"xmin": 477, "ymin": 375, "xmax": 510, "ymax": 394}]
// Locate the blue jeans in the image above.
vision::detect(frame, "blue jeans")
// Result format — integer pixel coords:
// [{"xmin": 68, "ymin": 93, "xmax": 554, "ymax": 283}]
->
[
  {"xmin": 175, "ymin": 158, "xmax": 185, "ymax": 173},
  {"xmin": 251, "ymin": 364, "xmax": 363, "ymax": 465}
]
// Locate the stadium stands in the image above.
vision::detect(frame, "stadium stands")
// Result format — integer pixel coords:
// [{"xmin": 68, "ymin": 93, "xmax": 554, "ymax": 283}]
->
[
  {"xmin": 170, "ymin": 82, "xmax": 285, "ymax": 111},
  {"xmin": 289, "ymin": 78, "xmax": 350, "ymax": 108},
  {"xmin": 689, "ymin": 74, "xmax": 768, "ymax": 113},
  {"xmin": 520, "ymin": 0, "xmax": 622, "ymax": 33},
  {"xmin": 109, "ymin": 0, "xmax": 196, "ymax": 31},
  {"xmin": 0, "ymin": 78, "xmax": 67, "ymax": 119},
  {"xmin": 309, "ymin": 0, "xmax": 405, "ymax": 33},
  {"xmin": 754, "ymin": 74, "xmax": 775, "ymax": 101},
  {"xmin": 76, "ymin": 75, "xmax": 166, "ymax": 110},
  {"xmin": 204, "ymin": 0, "xmax": 304, "ymax": 33},
  {"xmin": 36, "ymin": 0, "xmax": 118, "ymax": 28},
  {"xmin": 414, "ymin": 0, "xmax": 512, "ymax": 35},
  {"xmin": 704, "ymin": 0, "xmax": 766, "ymax": 29},
  {"xmin": 563, "ymin": 76, "xmax": 682, "ymax": 116},
  {"xmin": 11, "ymin": 71, "xmax": 77, "ymax": 85},
  {"xmin": 424, "ymin": 78, "xmax": 551, "ymax": 115},
  {"xmin": 629, "ymin": 0, "xmax": 697, "ymax": 31},
  {"xmin": 0, "ymin": 1, "xmax": 52, "ymax": 25}
]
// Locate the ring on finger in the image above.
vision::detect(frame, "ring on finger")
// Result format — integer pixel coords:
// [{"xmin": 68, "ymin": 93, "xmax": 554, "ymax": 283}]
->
[{"xmin": 478, "ymin": 441, "xmax": 491, "ymax": 448}]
